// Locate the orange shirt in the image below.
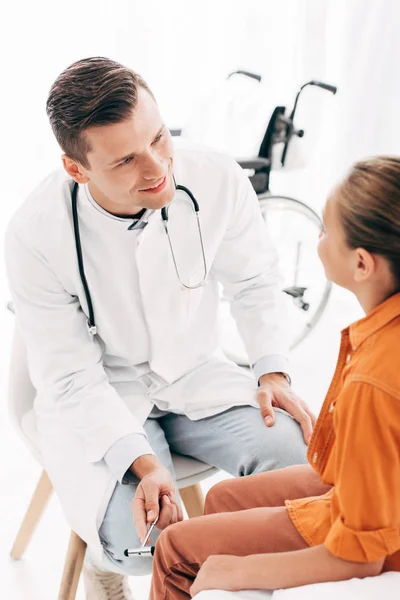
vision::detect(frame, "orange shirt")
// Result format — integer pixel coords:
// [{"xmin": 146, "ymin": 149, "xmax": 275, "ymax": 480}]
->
[{"xmin": 286, "ymin": 292, "xmax": 400, "ymax": 570}]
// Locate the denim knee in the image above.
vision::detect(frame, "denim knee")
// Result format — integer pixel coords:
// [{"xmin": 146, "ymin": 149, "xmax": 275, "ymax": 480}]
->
[{"xmin": 246, "ymin": 411, "xmax": 308, "ymax": 473}]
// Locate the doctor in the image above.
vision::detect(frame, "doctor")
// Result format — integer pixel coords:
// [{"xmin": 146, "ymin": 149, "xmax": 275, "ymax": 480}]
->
[{"xmin": 5, "ymin": 57, "xmax": 313, "ymax": 599}]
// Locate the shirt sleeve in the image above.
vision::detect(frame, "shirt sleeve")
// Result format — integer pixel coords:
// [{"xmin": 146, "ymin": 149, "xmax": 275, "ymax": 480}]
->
[
  {"xmin": 253, "ymin": 354, "xmax": 290, "ymax": 383},
  {"xmin": 324, "ymin": 381, "xmax": 400, "ymax": 562},
  {"xmin": 104, "ymin": 433, "xmax": 156, "ymax": 483}
]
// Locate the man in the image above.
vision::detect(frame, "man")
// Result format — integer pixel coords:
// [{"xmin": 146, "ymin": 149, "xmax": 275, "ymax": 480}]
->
[{"xmin": 5, "ymin": 57, "xmax": 313, "ymax": 599}]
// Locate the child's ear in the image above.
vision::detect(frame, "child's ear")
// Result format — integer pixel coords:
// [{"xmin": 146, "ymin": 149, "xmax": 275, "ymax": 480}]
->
[{"xmin": 353, "ymin": 248, "xmax": 375, "ymax": 282}]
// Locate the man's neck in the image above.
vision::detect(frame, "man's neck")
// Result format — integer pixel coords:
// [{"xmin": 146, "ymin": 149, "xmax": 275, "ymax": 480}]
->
[
  {"xmin": 117, "ymin": 207, "xmax": 147, "ymax": 220},
  {"xmin": 87, "ymin": 181, "xmax": 145, "ymax": 218}
]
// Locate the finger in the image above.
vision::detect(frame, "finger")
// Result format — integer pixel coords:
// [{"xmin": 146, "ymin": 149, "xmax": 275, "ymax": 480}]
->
[
  {"xmin": 163, "ymin": 494, "xmax": 177, "ymax": 526},
  {"xmin": 299, "ymin": 398, "xmax": 317, "ymax": 426},
  {"xmin": 176, "ymin": 500, "xmax": 184, "ymax": 522},
  {"xmin": 132, "ymin": 488, "xmax": 149, "ymax": 543},
  {"xmin": 157, "ymin": 495, "xmax": 173, "ymax": 530},
  {"xmin": 286, "ymin": 392, "xmax": 316, "ymax": 440},
  {"xmin": 140, "ymin": 479, "xmax": 162, "ymax": 525},
  {"xmin": 190, "ymin": 567, "xmax": 205, "ymax": 598},
  {"xmin": 167, "ymin": 489, "xmax": 177, "ymax": 503},
  {"xmin": 257, "ymin": 388, "xmax": 275, "ymax": 426},
  {"xmin": 162, "ymin": 494, "xmax": 179, "ymax": 527},
  {"xmin": 190, "ymin": 581, "xmax": 199, "ymax": 598},
  {"xmin": 168, "ymin": 489, "xmax": 184, "ymax": 522},
  {"xmin": 278, "ymin": 392, "xmax": 314, "ymax": 444},
  {"xmin": 169, "ymin": 500, "xmax": 179, "ymax": 525}
]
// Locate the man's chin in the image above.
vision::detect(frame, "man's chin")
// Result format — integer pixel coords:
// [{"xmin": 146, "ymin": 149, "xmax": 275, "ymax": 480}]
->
[{"xmin": 139, "ymin": 182, "xmax": 175, "ymax": 210}]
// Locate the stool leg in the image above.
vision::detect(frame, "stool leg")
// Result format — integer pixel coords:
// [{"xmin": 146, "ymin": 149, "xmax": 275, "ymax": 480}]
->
[
  {"xmin": 179, "ymin": 483, "xmax": 205, "ymax": 518},
  {"xmin": 10, "ymin": 469, "xmax": 53, "ymax": 560},
  {"xmin": 58, "ymin": 531, "xmax": 86, "ymax": 600}
]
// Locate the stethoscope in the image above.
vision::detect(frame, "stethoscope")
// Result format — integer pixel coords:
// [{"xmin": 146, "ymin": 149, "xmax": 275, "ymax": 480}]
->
[{"xmin": 71, "ymin": 179, "xmax": 208, "ymax": 336}]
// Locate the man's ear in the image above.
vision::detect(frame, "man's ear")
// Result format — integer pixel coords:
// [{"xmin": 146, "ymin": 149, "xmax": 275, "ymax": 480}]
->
[
  {"xmin": 62, "ymin": 155, "xmax": 90, "ymax": 184},
  {"xmin": 353, "ymin": 248, "xmax": 376, "ymax": 283}
]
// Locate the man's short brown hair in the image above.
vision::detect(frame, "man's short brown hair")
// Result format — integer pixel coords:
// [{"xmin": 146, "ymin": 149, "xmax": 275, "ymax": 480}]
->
[{"xmin": 46, "ymin": 57, "xmax": 154, "ymax": 168}]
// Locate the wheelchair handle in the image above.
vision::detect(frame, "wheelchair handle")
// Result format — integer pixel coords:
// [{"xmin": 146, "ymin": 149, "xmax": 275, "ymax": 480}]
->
[
  {"xmin": 280, "ymin": 79, "xmax": 337, "ymax": 167},
  {"xmin": 308, "ymin": 80, "xmax": 337, "ymax": 95},
  {"xmin": 227, "ymin": 70, "xmax": 262, "ymax": 83},
  {"xmin": 289, "ymin": 80, "xmax": 337, "ymax": 121}
]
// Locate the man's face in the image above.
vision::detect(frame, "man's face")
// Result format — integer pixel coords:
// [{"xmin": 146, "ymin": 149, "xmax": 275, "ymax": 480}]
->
[{"xmin": 77, "ymin": 88, "xmax": 175, "ymax": 212}]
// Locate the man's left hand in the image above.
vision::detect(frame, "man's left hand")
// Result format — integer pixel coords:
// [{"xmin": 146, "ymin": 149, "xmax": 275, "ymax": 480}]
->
[
  {"xmin": 257, "ymin": 373, "xmax": 316, "ymax": 444},
  {"xmin": 190, "ymin": 555, "xmax": 244, "ymax": 597}
]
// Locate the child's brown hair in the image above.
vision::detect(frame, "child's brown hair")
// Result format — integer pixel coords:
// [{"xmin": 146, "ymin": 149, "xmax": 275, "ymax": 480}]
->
[{"xmin": 336, "ymin": 156, "xmax": 400, "ymax": 286}]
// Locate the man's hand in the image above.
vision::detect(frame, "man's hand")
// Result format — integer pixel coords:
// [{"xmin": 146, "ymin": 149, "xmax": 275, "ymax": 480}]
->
[
  {"xmin": 131, "ymin": 455, "xmax": 183, "ymax": 542},
  {"xmin": 190, "ymin": 555, "xmax": 245, "ymax": 597},
  {"xmin": 257, "ymin": 373, "xmax": 316, "ymax": 444}
]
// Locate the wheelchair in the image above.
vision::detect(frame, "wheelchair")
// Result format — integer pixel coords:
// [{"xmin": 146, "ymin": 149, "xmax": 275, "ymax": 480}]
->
[{"xmin": 172, "ymin": 72, "xmax": 337, "ymax": 366}]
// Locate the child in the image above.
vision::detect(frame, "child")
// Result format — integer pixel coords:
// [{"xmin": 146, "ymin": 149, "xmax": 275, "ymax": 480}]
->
[{"xmin": 149, "ymin": 156, "xmax": 400, "ymax": 599}]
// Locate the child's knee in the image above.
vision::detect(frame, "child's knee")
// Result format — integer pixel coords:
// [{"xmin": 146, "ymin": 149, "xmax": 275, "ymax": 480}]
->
[
  {"xmin": 153, "ymin": 519, "xmax": 190, "ymax": 569},
  {"xmin": 205, "ymin": 479, "xmax": 235, "ymax": 514}
]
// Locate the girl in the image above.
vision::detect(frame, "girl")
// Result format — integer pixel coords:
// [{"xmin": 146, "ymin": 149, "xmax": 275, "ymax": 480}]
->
[{"xmin": 149, "ymin": 156, "xmax": 400, "ymax": 599}]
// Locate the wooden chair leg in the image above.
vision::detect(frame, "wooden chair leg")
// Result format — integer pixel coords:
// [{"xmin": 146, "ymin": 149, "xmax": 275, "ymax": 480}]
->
[
  {"xmin": 179, "ymin": 482, "xmax": 205, "ymax": 518},
  {"xmin": 10, "ymin": 469, "xmax": 53, "ymax": 560},
  {"xmin": 58, "ymin": 531, "xmax": 86, "ymax": 600}
]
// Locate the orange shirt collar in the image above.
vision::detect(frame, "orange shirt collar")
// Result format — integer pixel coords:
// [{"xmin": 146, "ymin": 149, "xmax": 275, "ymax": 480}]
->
[{"xmin": 346, "ymin": 292, "xmax": 400, "ymax": 351}]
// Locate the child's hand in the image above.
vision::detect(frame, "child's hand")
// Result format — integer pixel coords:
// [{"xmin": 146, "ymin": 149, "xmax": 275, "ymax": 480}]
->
[
  {"xmin": 190, "ymin": 555, "xmax": 245, "ymax": 597},
  {"xmin": 257, "ymin": 373, "xmax": 316, "ymax": 444}
]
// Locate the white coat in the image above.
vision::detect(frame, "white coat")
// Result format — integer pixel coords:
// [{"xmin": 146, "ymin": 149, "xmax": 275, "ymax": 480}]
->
[{"xmin": 5, "ymin": 141, "xmax": 289, "ymax": 560}]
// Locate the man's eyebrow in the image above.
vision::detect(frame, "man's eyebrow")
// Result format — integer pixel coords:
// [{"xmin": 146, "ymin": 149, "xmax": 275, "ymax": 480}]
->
[
  {"xmin": 109, "ymin": 126, "xmax": 165, "ymax": 167},
  {"xmin": 109, "ymin": 152, "xmax": 135, "ymax": 167}
]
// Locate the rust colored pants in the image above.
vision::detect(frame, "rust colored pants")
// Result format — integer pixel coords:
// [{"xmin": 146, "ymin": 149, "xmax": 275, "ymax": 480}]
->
[{"xmin": 150, "ymin": 465, "xmax": 331, "ymax": 599}]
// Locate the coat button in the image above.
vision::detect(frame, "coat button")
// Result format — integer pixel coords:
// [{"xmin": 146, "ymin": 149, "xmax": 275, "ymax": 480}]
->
[
  {"xmin": 329, "ymin": 402, "xmax": 335, "ymax": 413},
  {"xmin": 346, "ymin": 353, "xmax": 351, "ymax": 363},
  {"xmin": 312, "ymin": 452, "xmax": 318, "ymax": 463}
]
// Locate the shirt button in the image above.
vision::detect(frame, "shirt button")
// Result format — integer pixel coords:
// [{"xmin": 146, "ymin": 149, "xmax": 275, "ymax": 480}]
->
[
  {"xmin": 329, "ymin": 402, "xmax": 335, "ymax": 413},
  {"xmin": 312, "ymin": 452, "xmax": 318, "ymax": 463},
  {"xmin": 346, "ymin": 353, "xmax": 351, "ymax": 363}
]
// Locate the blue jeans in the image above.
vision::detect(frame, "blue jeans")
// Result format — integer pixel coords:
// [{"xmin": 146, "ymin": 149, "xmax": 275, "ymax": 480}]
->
[{"xmin": 92, "ymin": 405, "xmax": 307, "ymax": 576}]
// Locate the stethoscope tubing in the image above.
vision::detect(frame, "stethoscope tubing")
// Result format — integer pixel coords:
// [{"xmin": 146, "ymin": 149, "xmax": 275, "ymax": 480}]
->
[{"xmin": 71, "ymin": 178, "xmax": 208, "ymax": 335}]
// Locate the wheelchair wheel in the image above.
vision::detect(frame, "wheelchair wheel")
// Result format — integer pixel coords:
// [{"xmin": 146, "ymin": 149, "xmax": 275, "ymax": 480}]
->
[{"xmin": 220, "ymin": 194, "xmax": 332, "ymax": 366}]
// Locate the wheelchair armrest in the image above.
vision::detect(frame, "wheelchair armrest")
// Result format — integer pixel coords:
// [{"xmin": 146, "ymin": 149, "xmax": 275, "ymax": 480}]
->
[{"xmin": 237, "ymin": 157, "xmax": 271, "ymax": 170}]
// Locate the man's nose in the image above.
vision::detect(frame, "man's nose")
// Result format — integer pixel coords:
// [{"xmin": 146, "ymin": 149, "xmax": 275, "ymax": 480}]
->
[{"xmin": 141, "ymin": 152, "xmax": 166, "ymax": 180}]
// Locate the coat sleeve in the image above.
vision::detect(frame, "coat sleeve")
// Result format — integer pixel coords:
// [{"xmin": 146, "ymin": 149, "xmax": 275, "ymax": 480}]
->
[
  {"xmin": 211, "ymin": 160, "xmax": 290, "ymax": 365},
  {"xmin": 5, "ymin": 222, "xmax": 148, "ymax": 464}
]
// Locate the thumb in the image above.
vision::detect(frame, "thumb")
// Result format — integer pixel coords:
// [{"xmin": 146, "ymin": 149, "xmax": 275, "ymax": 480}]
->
[
  {"xmin": 141, "ymin": 479, "xmax": 161, "ymax": 523},
  {"xmin": 257, "ymin": 387, "xmax": 275, "ymax": 427}
]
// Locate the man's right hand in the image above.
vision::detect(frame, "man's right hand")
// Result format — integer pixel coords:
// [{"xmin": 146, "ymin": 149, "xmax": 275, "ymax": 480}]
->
[{"xmin": 131, "ymin": 455, "xmax": 183, "ymax": 543}]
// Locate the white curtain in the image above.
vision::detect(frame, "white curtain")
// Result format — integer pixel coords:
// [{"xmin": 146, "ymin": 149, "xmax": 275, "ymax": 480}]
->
[
  {"xmin": 276, "ymin": 0, "xmax": 400, "ymax": 207},
  {"xmin": 316, "ymin": 0, "xmax": 400, "ymax": 180}
]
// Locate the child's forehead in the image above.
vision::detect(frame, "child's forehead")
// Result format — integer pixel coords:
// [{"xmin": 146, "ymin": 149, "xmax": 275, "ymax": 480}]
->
[
  {"xmin": 322, "ymin": 193, "xmax": 334, "ymax": 220},
  {"xmin": 324, "ymin": 188, "xmax": 341, "ymax": 219}
]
